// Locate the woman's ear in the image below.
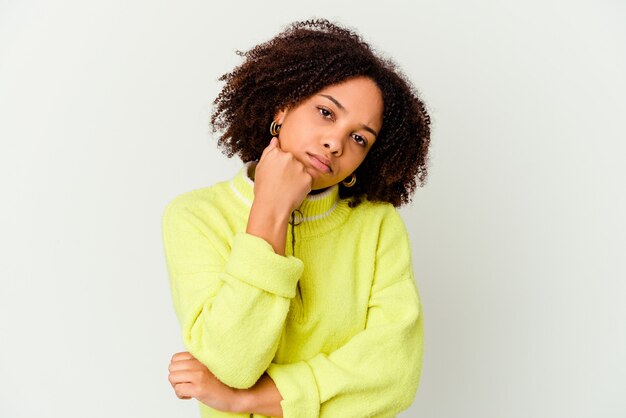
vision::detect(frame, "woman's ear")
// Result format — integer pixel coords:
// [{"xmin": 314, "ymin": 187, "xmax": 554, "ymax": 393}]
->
[{"xmin": 274, "ymin": 108, "xmax": 287, "ymax": 124}]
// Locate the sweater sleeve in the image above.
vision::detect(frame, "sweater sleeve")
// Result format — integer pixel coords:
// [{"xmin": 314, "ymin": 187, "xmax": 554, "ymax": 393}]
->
[
  {"xmin": 162, "ymin": 196, "xmax": 304, "ymax": 389},
  {"xmin": 265, "ymin": 208, "xmax": 424, "ymax": 418}
]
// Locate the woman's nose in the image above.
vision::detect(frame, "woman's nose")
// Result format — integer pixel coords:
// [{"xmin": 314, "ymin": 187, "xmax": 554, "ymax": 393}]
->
[{"xmin": 323, "ymin": 137, "xmax": 343, "ymax": 156}]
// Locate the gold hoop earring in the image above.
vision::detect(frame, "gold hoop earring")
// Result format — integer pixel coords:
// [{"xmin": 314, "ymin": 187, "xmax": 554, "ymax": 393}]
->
[
  {"xmin": 342, "ymin": 173, "xmax": 356, "ymax": 187},
  {"xmin": 269, "ymin": 120, "xmax": 281, "ymax": 136}
]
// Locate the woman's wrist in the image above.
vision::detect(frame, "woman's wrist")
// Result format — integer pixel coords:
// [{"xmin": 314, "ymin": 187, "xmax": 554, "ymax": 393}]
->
[
  {"xmin": 229, "ymin": 374, "xmax": 284, "ymax": 417},
  {"xmin": 249, "ymin": 197, "xmax": 293, "ymax": 223},
  {"xmin": 228, "ymin": 387, "xmax": 253, "ymax": 414},
  {"xmin": 246, "ymin": 200, "xmax": 291, "ymax": 256}
]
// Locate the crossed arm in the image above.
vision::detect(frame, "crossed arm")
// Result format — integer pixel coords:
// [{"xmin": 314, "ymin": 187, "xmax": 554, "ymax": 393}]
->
[{"xmin": 167, "ymin": 351, "xmax": 283, "ymax": 417}]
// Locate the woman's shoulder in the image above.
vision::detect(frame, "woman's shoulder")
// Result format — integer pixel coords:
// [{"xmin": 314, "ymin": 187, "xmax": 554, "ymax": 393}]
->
[
  {"xmin": 162, "ymin": 178, "xmax": 237, "ymax": 224},
  {"xmin": 341, "ymin": 198, "xmax": 409, "ymax": 240},
  {"xmin": 349, "ymin": 198, "xmax": 405, "ymax": 223}
]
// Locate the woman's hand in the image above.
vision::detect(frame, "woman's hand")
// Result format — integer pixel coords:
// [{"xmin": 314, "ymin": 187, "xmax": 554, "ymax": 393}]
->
[
  {"xmin": 253, "ymin": 137, "xmax": 313, "ymax": 215},
  {"xmin": 246, "ymin": 137, "xmax": 313, "ymax": 255},
  {"xmin": 168, "ymin": 351, "xmax": 243, "ymax": 413}
]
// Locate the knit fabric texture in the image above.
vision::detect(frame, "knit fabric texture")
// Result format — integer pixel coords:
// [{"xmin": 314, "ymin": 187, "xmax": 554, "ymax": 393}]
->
[{"xmin": 162, "ymin": 163, "xmax": 424, "ymax": 418}]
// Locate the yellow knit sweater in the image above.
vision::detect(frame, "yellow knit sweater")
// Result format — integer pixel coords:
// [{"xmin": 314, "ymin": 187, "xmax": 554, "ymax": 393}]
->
[{"xmin": 161, "ymin": 163, "xmax": 424, "ymax": 418}]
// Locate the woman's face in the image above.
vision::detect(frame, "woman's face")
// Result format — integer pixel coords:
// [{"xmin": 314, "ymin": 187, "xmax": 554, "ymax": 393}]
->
[{"xmin": 274, "ymin": 76, "xmax": 384, "ymax": 190}]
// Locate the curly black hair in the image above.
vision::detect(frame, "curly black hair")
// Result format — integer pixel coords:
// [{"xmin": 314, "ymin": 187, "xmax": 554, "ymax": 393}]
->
[{"xmin": 211, "ymin": 19, "xmax": 431, "ymax": 207}]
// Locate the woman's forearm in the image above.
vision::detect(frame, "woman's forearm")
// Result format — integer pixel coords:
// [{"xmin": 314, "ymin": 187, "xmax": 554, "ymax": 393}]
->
[
  {"xmin": 246, "ymin": 200, "xmax": 290, "ymax": 256},
  {"xmin": 236, "ymin": 372, "xmax": 284, "ymax": 417}
]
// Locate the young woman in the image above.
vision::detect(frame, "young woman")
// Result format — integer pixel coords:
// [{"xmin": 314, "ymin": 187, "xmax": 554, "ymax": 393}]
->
[{"xmin": 162, "ymin": 19, "xmax": 431, "ymax": 418}]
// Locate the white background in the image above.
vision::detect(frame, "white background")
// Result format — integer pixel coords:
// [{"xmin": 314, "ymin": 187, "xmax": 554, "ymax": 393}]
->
[{"xmin": 1, "ymin": 0, "xmax": 625, "ymax": 417}]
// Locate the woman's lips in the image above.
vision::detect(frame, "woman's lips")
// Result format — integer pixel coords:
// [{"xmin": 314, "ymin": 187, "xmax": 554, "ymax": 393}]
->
[{"xmin": 307, "ymin": 153, "xmax": 332, "ymax": 173}]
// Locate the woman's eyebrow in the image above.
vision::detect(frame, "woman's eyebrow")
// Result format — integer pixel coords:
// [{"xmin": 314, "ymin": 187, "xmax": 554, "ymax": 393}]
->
[
  {"xmin": 319, "ymin": 94, "xmax": 345, "ymax": 111},
  {"xmin": 361, "ymin": 124, "xmax": 378, "ymax": 138}
]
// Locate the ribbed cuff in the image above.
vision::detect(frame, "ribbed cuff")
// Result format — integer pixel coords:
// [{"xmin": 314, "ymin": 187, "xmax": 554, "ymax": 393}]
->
[
  {"xmin": 266, "ymin": 361, "xmax": 320, "ymax": 418},
  {"xmin": 224, "ymin": 232, "xmax": 304, "ymax": 298}
]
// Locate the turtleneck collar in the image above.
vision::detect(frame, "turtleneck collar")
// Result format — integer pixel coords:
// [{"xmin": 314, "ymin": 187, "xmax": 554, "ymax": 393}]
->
[{"xmin": 229, "ymin": 161, "xmax": 351, "ymax": 238}]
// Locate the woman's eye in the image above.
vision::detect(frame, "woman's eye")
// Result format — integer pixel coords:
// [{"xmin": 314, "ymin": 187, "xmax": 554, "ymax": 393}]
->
[
  {"xmin": 353, "ymin": 134, "xmax": 367, "ymax": 146},
  {"xmin": 318, "ymin": 107, "xmax": 333, "ymax": 119}
]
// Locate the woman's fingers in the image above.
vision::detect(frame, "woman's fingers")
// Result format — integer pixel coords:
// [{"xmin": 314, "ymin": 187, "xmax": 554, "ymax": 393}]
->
[
  {"xmin": 168, "ymin": 369, "xmax": 204, "ymax": 393},
  {"xmin": 169, "ymin": 361, "xmax": 215, "ymax": 383},
  {"xmin": 259, "ymin": 137, "xmax": 279, "ymax": 161},
  {"xmin": 168, "ymin": 369, "xmax": 196, "ymax": 384},
  {"xmin": 171, "ymin": 351, "xmax": 194, "ymax": 362},
  {"xmin": 173, "ymin": 382, "xmax": 195, "ymax": 399},
  {"xmin": 168, "ymin": 353, "xmax": 199, "ymax": 389},
  {"xmin": 253, "ymin": 139, "xmax": 314, "ymax": 213},
  {"xmin": 168, "ymin": 358, "xmax": 205, "ymax": 372},
  {"xmin": 167, "ymin": 352, "xmax": 210, "ymax": 401}
]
